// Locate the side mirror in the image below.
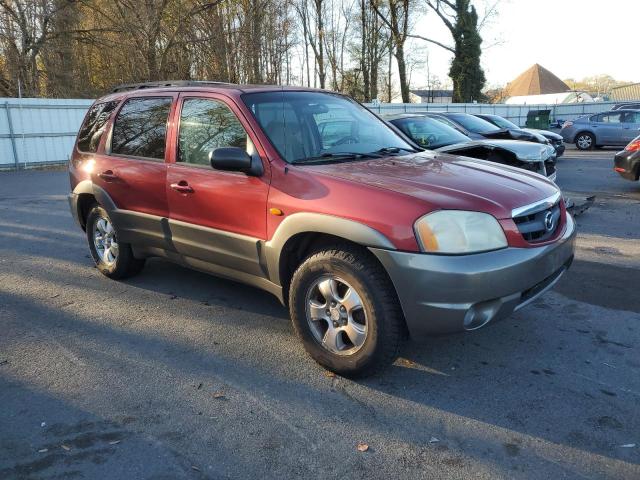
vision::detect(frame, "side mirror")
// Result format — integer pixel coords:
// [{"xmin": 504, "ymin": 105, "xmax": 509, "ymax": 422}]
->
[{"xmin": 209, "ymin": 147, "xmax": 263, "ymax": 176}]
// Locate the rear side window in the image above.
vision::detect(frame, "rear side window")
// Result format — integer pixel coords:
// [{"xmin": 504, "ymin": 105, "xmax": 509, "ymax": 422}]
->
[
  {"xmin": 77, "ymin": 101, "xmax": 119, "ymax": 152},
  {"xmin": 111, "ymin": 97, "xmax": 172, "ymax": 160}
]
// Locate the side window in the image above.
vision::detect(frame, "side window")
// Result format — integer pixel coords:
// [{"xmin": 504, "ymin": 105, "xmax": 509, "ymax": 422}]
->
[
  {"xmin": 601, "ymin": 113, "xmax": 622, "ymax": 124},
  {"xmin": 111, "ymin": 97, "xmax": 172, "ymax": 160},
  {"xmin": 77, "ymin": 101, "xmax": 119, "ymax": 153},
  {"xmin": 178, "ymin": 98, "xmax": 249, "ymax": 166}
]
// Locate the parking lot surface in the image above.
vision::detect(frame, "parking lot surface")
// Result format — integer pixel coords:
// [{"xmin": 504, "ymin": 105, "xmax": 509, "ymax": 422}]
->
[{"xmin": 1, "ymin": 150, "xmax": 639, "ymax": 479}]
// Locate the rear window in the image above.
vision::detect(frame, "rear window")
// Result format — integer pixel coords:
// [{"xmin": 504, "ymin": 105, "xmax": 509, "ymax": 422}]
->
[
  {"xmin": 77, "ymin": 101, "xmax": 119, "ymax": 153},
  {"xmin": 111, "ymin": 97, "xmax": 172, "ymax": 160}
]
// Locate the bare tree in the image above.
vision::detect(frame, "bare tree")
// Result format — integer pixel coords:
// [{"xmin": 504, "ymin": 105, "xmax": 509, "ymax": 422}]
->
[{"xmin": 370, "ymin": 0, "xmax": 411, "ymax": 103}]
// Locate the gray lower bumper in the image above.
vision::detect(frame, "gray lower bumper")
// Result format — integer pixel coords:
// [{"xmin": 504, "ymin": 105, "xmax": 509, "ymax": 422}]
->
[{"xmin": 370, "ymin": 214, "xmax": 576, "ymax": 337}]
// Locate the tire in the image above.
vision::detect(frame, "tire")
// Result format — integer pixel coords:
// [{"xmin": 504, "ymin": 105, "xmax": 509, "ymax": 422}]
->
[
  {"xmin": 288, "ymin": 245, "xmax": 405, "ymax": 377},
  {"xmin": 575, "ymin": 132, "xmax": 595, "ymax": 150},
  {"xmin": 86, "ymin": 205, "xmax": 145, "ymax": 279}
]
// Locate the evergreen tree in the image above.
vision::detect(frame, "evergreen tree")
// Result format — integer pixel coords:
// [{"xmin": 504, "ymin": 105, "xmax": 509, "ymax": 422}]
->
[{"xmin": 448, "ymin": 0, "xmax": 486, "ymax": 102}]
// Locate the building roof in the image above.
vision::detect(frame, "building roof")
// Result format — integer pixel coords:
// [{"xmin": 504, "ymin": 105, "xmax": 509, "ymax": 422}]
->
[
  {"xmin": 505, "ymin": 64, "xmax": 569, "ymax": 97},
  {"xmin": 610, "ymin": 83, "xmax": 640, "ymax": 101}
]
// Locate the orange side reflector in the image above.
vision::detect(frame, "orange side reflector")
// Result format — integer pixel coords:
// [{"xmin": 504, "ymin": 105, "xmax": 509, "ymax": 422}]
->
[{"xmin": 269, "ymin": 208, "xmax": 283, "ymax": 216}]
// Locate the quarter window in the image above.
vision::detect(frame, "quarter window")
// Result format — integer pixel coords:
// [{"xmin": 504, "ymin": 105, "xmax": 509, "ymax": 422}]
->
[
  {"xmin": 77, "ymin": 101, "xmax": 119, "ymax": 153},
  {"xmin": 178, "ymin": 98, "xmax": 249, "ymax": 166},
  {"xmin": 111, "ymin": 97, "xmax": 172, "ymax": 160}
]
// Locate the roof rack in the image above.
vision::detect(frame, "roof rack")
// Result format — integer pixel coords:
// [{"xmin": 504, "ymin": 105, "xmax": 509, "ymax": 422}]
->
[{"xmin": 110, "ymin": 80, "xmax": 236, "ymax": 93}]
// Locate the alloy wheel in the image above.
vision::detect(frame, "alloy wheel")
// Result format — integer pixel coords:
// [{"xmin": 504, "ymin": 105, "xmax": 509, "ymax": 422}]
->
[
  {"xmin": 305, "ymin": 275, "xmax": 368, "ymax": 356},
  {"xmin": 93, "ymin": 217, "xmax": 119, "ymax": 265},
  {"xmin": 577, "ymin": 134, "xmax": 593, "ymax": 149}
]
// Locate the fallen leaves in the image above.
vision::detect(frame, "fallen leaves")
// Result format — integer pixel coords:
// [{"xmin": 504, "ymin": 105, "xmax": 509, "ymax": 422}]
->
[
  {"xmin": 356, "ymin": 442, "xmax": 369, "ymax": 452},
  {"xmin": 324, "ymin": 371, "xmax": 336, "ymax": 378},
  {"xmin": 212, "ymin": 391, "xmax": 225, "ymax": 399}
]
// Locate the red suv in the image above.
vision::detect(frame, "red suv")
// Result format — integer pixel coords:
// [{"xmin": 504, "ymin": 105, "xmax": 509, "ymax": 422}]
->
[{"xmin": 68, "ymin": 81, "xmax": 575, "ymax": 376}]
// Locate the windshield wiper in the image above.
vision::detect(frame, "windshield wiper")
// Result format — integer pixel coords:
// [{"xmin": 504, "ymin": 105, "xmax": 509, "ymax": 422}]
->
[
  {"xmin": 290, "ymin": 152, "xmax": 382, "ymax": 165},
  {"xmin": 374, "ymin": 146, "xmax": 417, "ymax": 155}
]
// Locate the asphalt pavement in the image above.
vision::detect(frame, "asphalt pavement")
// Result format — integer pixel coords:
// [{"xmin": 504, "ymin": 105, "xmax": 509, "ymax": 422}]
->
[{"xmin": 1, "ymin": 150, "xmax": 638, "ymax": 479}]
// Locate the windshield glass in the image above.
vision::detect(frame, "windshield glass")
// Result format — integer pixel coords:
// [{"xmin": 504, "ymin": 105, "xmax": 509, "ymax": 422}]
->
[
  {"xmin": 487, "ymin": 115, "xmax": 518, "ymax": 129},
  {"xmin": 391, "ymin": 116, "xmax": 470, "ymax": 149},
  {"xmin": 242, "ymin": 91, "xmax": 414, "ymax": 163},
  {"xmin": 448, "ymin": 113, "xmax": 501, "ymax": 133}
]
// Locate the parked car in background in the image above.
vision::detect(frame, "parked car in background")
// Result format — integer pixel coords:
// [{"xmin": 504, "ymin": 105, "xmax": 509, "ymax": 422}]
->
[
  {"xmin": 384, "ymin": 113, "xmax": 557, "ymax": 181},
  {"xmin": 614, "ymin": 135, "xmax": 640, "ymax": 181},
  {"xmin": 612, "ymin": 102, "xmax": 640, "ymax": 111},
  {"xmin": 68, "ymin": 81, "xmax": 575, "ymax": 377},
  {"xmin": 475, "ymin": 113, "xmax": 565, "ymax": 158},
  {"xmin": 561, "ymin": 110, "xmax": 640, "ymax": 150}
]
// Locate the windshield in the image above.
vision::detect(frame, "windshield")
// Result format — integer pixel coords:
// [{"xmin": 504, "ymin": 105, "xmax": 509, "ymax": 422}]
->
[
  {"xmin": 391, "ymin": 116, "xmax": 470, "ymax": 149},
  {"xmin": 242, "ymin": 91, "xmax": 414, "ymax": 163},
  {"xmin": 486, "ymin": 115, "xmax": 518, "ymax": 129},
  {"xmin": 447, "ymin": 113, "xmax": 501, "ymax": 133}
]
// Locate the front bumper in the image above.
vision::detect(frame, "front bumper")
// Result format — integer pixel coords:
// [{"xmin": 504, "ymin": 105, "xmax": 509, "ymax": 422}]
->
[
  {"xmin": 370, "ymin": 214, "xmax": 576, "ymax": 337},
  {"xmin": 614, "ymin": 150, "xmax": 639, "ymax": 181}
]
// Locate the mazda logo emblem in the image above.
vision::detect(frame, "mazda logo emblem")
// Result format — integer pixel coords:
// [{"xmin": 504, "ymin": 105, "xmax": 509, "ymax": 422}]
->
[{"xmin": 544, "ymin": 211, "xmax": 555, "ymax": 232}]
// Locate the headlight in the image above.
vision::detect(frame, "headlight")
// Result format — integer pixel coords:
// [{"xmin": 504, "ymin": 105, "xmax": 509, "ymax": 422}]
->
[{"xmin": 414, "ymin": 210, "xmax": 508, "ymax": 254}]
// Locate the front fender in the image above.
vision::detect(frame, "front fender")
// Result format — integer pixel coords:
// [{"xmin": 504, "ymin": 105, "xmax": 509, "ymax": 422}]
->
[{"xmin": 263, "ymin": 212, "xmax": 396, "ymax": 286}]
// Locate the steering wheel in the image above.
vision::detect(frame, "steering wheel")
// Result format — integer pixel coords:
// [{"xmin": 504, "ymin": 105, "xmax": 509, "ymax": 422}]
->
[{"xmin": 333, "ymin": 135, "xmax": 359, "ymax": 146}]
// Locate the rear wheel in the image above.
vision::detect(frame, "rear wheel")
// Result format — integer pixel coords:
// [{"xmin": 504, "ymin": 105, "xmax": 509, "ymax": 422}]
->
[
  {"xmin": 86, "ymin": 205, "xmax": 145, "ymax": 279},
  {"xmin": 289, "ymin": 245, "xmax": 404, "ymax": 377},
  {"xmin": 575, "ymin": 132, "xmax": 594, "ymax": 150}
]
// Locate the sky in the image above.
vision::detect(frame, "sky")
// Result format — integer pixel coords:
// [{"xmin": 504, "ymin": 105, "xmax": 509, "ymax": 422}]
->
[{"xmin": 410, "ymin": 0, "xmax": 639, "ymax": 88}]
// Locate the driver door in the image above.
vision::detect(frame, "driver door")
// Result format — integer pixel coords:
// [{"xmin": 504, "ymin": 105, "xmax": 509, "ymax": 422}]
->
[{"xmin": 166, "ymin": 94, "xmax": 270, "ymax": 276}]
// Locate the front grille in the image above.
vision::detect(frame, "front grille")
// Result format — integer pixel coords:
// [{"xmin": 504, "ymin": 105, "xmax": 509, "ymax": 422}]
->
[{"xmin": 513, "ymin": 202, "xmax": 561, "ymax": 243}]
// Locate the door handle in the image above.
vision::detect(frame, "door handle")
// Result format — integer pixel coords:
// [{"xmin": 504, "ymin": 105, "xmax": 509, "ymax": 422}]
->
[
  {"xmin": 98, "ymin": 170, "xmax": 118, "ymax": 181},
  {"xmin": 170, "ymin": 181, "xmax": 194, "ymax": 194}
]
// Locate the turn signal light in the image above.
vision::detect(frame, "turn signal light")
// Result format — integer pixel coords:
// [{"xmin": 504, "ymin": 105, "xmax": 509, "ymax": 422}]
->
[{"xmin": 625, "ymin": 140, "xmax": 640, "ymax": 152}]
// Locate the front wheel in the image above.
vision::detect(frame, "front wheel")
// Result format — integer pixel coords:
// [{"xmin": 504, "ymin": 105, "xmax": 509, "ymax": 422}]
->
[
  {"xmin": 86, "ymin": 205, "xmax": 145, "ymax": 279},
  {"xmin": 289, "ymin": 245, "xmax": 405, "ymax": 377},
  {"xmin": 575, "ymin": 132, "xmax": 595, "ymax": 150}
]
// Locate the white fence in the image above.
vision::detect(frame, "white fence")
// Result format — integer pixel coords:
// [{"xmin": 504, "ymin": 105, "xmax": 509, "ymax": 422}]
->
[
  {"xmin": 0, "ymin": 97, "xmax": 621, "ymax": 169},
  {"xmin": 0, "ymin": 98, "xmax": 93, "ymax": 169}
]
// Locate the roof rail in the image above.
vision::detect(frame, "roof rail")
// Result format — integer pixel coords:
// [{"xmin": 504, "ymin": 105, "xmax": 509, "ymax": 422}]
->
[{"xmin": 110, "ymin": 80, "xmax": 236, "ymax": 93}]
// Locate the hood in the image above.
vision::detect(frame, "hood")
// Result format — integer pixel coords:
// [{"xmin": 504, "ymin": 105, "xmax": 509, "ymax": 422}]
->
[
  {"xmin": 305, "ymin": 151, "xmax": 559, "ymax": 220},
  {"xmin": 436, "ymin": 139, "xmax": 554, "ymax": 162},
  {"xmin": 479, "ymin": 128, "xmax": 541, "ymax": 143},
  {"xmin": 522, "ymin": 128, "xmax": 563, "ymax": 141}
]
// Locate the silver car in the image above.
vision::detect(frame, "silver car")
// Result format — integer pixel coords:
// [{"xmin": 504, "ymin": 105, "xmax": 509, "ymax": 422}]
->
[{"xmin": 561, "ymin": 110, "xmax": 640, "ymax": 150}]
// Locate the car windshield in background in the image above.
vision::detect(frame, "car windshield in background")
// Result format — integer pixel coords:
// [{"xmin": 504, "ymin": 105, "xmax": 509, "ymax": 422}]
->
[
  {"xmin": 448, "ymin": 113, "xmax": 501, "ymax": 133},
  {"xmin": 242, "ymin": 91, "xmax": 415, "ymax": 164},
  {"xmin": 392, "ymin": 116, "xmax": 471, "ymax": 149},
  {"xmin": 487, "ymin": 115, "xmax": 519, "ymax": 130}
]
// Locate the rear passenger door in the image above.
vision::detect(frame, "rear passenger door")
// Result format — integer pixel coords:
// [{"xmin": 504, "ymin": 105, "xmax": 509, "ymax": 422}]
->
[
  {"xmin": 94, "ymin": 94, "xmax": 177, "ymax": 250},
  {"xmin": 166, "ymin": 94, "xmax": 270, "ymax": 276},
  {"xmin": 621, "ymin": 111, "xmax": 640, "ymax": 143}
]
